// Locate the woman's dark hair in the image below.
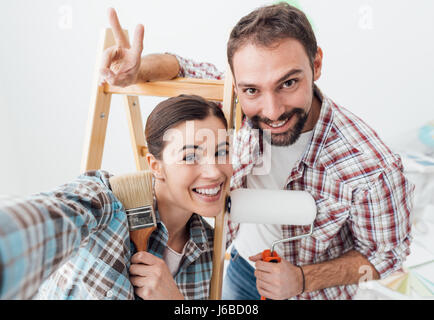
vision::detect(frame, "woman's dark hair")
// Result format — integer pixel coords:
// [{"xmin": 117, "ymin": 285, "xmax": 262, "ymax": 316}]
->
[{"xmin": 145, "ymin": 94, "xmax": 228, "ymax": 160}]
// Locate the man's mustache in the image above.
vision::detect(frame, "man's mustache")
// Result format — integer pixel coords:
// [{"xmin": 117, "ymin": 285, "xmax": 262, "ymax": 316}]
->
[{"xmin": 251, "ymin": 108, "xmax": 305, "ymax": 126}]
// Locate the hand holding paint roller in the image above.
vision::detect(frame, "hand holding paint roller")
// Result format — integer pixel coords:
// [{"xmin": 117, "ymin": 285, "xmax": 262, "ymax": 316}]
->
[{"xmin": 227, "ymin": 188, "xmax": 317, "ymax": 300}]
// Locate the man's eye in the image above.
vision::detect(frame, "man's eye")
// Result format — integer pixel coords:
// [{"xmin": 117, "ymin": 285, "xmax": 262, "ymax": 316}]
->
[
  {"xmin": 282, "ymin": 79, "xmax": 297, "ymax": 88},
  {"xmin": 244, "ymin": 88, "xmax": 257, "ymax": 96}
]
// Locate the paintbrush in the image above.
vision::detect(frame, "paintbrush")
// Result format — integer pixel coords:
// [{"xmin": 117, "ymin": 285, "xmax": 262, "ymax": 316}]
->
[{"xmin": 109, "ymin": 171, "xmax": 157, "ymax": 252}]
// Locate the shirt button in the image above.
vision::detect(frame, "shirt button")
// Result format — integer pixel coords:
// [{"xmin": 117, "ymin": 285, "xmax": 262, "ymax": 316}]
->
[{"xmin": 106, "ymin": 290, "xmax": 113, "ymax": 298}]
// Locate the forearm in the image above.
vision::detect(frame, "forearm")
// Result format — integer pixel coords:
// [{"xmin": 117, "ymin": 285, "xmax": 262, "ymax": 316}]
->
[
  {"xmin": 0, "ymin": 171, "xmax": 118, "ymax": 299},
  {"xmin": 137, "ymin": 53, "xmax": 180, "ymax": 82},
  {"xmin": 302, "ymin": 250, "xmax": 380, "ymax": 293}
]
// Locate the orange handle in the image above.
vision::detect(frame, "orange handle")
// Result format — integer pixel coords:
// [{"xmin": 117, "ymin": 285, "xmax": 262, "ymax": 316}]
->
[
  {"xmin": 260, "ymin": 249, "xmax": 281, "ymax": 300},
  {"xmin": 130, "ymin": 226, "xmax": 156, "ymax": 252}
]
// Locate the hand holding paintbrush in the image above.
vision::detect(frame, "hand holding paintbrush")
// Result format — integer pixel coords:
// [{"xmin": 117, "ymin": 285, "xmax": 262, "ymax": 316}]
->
[{"xmin": 110, "ymin": 171, "xmax": 184, "ymax": 299}]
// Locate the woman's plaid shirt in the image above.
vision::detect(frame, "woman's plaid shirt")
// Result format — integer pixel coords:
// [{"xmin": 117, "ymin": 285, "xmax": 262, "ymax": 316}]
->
[
  {"xmin": 0, "ymin": 170, "xmax": 214, "ymax": 300},
  {"xmin": 176, "ymin": 55, "xmax": 415, "ymax": 300}
]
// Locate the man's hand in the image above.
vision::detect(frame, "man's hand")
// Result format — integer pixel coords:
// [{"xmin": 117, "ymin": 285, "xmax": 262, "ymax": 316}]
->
[
  {"xmin": 249, "ymin": 252, "xmax": 303, "ymax": 300},
  {"xmin": 99, "ymin": 8, "xmax": 144, "ymax": 87},
  {"xmin": 129, "ymin": 251, "xmax": 184, "ymax": 300}
]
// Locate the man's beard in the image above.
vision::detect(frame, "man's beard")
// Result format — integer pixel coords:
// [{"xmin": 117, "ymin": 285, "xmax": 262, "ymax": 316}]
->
[{"xmin": 251, "ymin": 108, "xmax": 309, "ymax": 146}]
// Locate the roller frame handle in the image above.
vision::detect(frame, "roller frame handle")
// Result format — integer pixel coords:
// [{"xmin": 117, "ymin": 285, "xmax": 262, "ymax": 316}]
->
[{"xmin": 260, "ymin": 249, "xmax": 282, "ymax": 300}]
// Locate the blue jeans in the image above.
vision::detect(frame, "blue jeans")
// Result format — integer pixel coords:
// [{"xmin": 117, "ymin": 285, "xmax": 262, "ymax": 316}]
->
[{"xmin": 222, "ymin": 247, "xmax": 261, "ymax": 300}]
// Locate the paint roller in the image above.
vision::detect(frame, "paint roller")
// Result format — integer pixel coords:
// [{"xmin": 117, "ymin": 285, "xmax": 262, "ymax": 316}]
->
[{"xmin": 226, "ymin": 188, "xmax": 317, "ymax": 300}]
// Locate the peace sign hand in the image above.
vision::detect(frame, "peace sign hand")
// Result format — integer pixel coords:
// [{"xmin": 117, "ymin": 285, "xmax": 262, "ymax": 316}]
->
[{"xmin": 99, "ymin": 8, "xmax": 144, "ymax": 87}]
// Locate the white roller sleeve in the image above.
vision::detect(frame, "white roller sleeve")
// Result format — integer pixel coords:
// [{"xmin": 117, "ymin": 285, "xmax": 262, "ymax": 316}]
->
[{"xmin": 228, "ymin": 189, "xmax": 317, "ymax": 225}]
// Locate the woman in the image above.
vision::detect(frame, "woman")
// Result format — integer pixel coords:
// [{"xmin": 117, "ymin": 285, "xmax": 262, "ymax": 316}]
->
[
  {"xmin": 129, "ymin": 95, "xmax": 232, "ymax": 300},
  {"xmin": 0, "ymin": 95, "xmax": 232, "ymax": 300}
]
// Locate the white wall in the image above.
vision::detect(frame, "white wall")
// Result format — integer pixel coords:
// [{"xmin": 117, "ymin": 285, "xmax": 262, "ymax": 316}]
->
[{"xmin": 0, "ymin": 0, "xmax": 433, "ymax": 196}]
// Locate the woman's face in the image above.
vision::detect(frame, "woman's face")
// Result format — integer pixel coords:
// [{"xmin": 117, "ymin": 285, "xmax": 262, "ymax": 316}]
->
[{"xmin": 155, "ymin": 115, "xmax": 233, "ymax": 218}]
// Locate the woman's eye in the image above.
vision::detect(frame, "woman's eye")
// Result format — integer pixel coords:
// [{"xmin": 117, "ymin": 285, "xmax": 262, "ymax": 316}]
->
[
  {"xmin": 282, "ymin": 79, "xmax": 297, "ymax": 88},
  {"xmin": 183, "ymin": 154, "xmax": 199, "ymax": 163},
  {"xmin": 216, "ymin": 149, "xmax": 228, "ymax": 157}
]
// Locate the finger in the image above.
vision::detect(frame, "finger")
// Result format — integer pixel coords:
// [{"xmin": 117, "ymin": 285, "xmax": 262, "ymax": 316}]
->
[
  {"xmin": 255, "ymin": 260, "xmax": 276, "ymax": 273},
  {"xmin": 99, "ymin": 68, "xmax": 116, "ymax": 86},
  {"xmin": 131, "ymin": 251, "xmax": 160, "ymax": 265},
  {"xmin": 257, "ymin": 280, "xmax": 277, "ymax": 300},
  {"xmin": 135, "ymin": 286, "xmax": 151, "ymax": 300},
  {"xmin": 131, "ymin": 24, "xmax": 144, "ymax": 54},
  {"xmin": 101, "ymin": 46, "xmax": 118, "ymax": 70},
  {"xmin": 129, "ymin": 263, "xmax": 152, "ymax": 277},
  {"xmin": 100, "ymin": 68, "xmax": 115, "ymax": 80},
  {"xmin": 249, "ymin": 252, "xmax": 263, "ymax": 262},
  {"xmin": 108, "ymin": 7, "xmax": 130, "ymax": 48},
  {"xmin": 98, "ymin": 74, "xmax": 107, "ymax": 86},
  {"xmin": 130, "ymin": 275, "xmax": 147, "ymax": 288},
  {"xmin": 254, "ymin": 269, "xmax": 275, "ymax": 286}
]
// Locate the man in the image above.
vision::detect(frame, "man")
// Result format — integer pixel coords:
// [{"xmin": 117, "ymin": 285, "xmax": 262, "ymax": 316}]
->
[{"xmin": 101, "ymin": 4, "xmax": 414, "ymax": 300}]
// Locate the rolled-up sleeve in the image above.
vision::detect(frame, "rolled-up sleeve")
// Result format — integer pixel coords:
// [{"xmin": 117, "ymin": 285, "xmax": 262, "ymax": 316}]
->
[
  {"xmin": 167, "ymin": 52, "xmax": 225, "ymax": 80},
  {"xmin": 0, "ymin": 170, "xmax": 120, "ymax": 299},
  {"xmin": 350, "ymin": 161, "xmax": 415, "ymax": 279}
]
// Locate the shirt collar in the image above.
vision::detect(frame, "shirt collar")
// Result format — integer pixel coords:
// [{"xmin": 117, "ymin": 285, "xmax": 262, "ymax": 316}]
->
[
  {"xmin": 300, "ymin": 86, "xmax": 334, "ymax": 168},
  {"xmin": 186, "ymin": 213, "xmax": 211, "ymax": 252},
  {"xmin": 146, "ymin": 199, "xmax": 210, "ymax": 259}
]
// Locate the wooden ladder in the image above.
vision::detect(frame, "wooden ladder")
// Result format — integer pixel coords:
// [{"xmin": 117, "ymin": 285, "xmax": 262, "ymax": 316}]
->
[{"xmin": 80, "ymin": 28, "xmax": 242, "ymax": 300}]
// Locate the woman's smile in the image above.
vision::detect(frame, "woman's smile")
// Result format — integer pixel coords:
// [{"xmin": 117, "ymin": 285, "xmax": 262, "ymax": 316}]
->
[{"xmin": 192, "ymin": 182, "xmax": 224, "ymax": 203}]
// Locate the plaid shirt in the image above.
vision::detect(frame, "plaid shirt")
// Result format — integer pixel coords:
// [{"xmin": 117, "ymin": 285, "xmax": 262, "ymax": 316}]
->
[
  {"xmin": 175, "ymin": 55, "xmax": 415, "ymax": 300},
  {"xmin": 0, "ymin": 170, "xmax": 213, "ymax": 300}
]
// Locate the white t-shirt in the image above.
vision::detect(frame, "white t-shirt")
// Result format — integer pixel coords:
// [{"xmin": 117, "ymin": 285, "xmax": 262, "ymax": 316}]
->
[
  {"xmin": 163, "ymin": 242, "xmax": 187, "ymax": 276},
  {"xmin": 233, "ymin": 130, "xmax": 313, "ymax": 268}
]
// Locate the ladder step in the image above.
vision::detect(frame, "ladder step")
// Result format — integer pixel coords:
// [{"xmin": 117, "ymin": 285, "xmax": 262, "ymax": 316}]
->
[{"xmin": 105, "ymin": 78, "xmax": 225, "ymax": 101}]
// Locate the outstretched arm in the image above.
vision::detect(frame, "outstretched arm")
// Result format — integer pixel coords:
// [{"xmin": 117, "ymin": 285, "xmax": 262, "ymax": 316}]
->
[{"xmin": 0, "ymin": 170, "xmax": 121, "ymax": 299}]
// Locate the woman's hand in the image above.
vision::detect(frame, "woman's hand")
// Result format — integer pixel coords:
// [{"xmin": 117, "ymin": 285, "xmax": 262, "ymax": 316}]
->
[
  {"xmin": 129, "ymin": 251, "xmax": 184, "ymax": 300},
  {"xmin": 99, "ymin": 8, "xmax": 144, "ymax": 87}
]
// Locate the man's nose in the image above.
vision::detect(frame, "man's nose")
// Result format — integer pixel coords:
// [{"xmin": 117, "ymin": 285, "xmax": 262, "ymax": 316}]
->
[{"xmin": 261, "ymin": 93, "xmax": 285, "ymax": 121}]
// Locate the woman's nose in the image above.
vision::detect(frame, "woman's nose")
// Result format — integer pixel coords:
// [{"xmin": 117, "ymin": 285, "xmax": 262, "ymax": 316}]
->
[{"xmin": 200, "ymin": 163, "xmax": 223, "ymax": 179}]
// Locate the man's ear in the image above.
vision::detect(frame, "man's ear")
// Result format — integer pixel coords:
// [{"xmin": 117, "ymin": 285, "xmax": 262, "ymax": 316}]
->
[
  {"xmin": 233, "ymin": 81, "xmax": 239, "ymax": 99},
  {"xmin": 313, "ymin": 47, "xmax": 323, "ymax": 82},
  {"xmin": 146, "ymin": 153, "xmax": 165, "ymax": 181}
]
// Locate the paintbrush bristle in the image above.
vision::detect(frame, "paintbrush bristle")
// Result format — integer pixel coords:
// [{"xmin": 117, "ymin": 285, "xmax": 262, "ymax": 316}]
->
[
  {"xmin": 110, "ymin": 170, "xmax": 157, "ymax": 251},
  {"xmin": 109, "ymin": 170, "xmax": 154, "ymax": 210}
]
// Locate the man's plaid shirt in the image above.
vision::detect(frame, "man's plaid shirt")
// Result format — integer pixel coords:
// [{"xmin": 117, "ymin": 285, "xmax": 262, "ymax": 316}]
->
[
  {"xmin": 0, "ymin": 170, "xmax": 214, "ymax": 300},
  {"xmin": 176, "ymin": 55, "xmax": 415, "ymax": 299}
]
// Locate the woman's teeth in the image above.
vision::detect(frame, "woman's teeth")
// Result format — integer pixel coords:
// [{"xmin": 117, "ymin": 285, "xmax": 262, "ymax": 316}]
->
[
  {"xmin": 268, "ymin": 119, "xmax": 288, "ymax": 128},
  {"xmin": 194, "ymin": 185, "xmax": 221, "ymax": 196}
]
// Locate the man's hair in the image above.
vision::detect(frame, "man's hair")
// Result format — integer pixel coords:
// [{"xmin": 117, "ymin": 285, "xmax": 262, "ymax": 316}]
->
[{"xmin": 227, "ymin": 2, "xmax": 317, "ymax": 73}]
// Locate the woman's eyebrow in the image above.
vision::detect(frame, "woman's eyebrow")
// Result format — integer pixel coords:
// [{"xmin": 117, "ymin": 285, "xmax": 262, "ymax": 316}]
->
[
  {"xmin": 179, "ymin": 145, "xmax": 203, "ymax": 152},
  {"xmin": 217, "ymin": 141, "xmax": 230, "ymax": 148}
]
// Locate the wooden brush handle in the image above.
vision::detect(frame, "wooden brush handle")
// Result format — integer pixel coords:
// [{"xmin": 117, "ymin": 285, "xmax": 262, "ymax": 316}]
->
[{"xmin": 130, "ymin": 226, "xmax": 157, "ymax": 252}]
